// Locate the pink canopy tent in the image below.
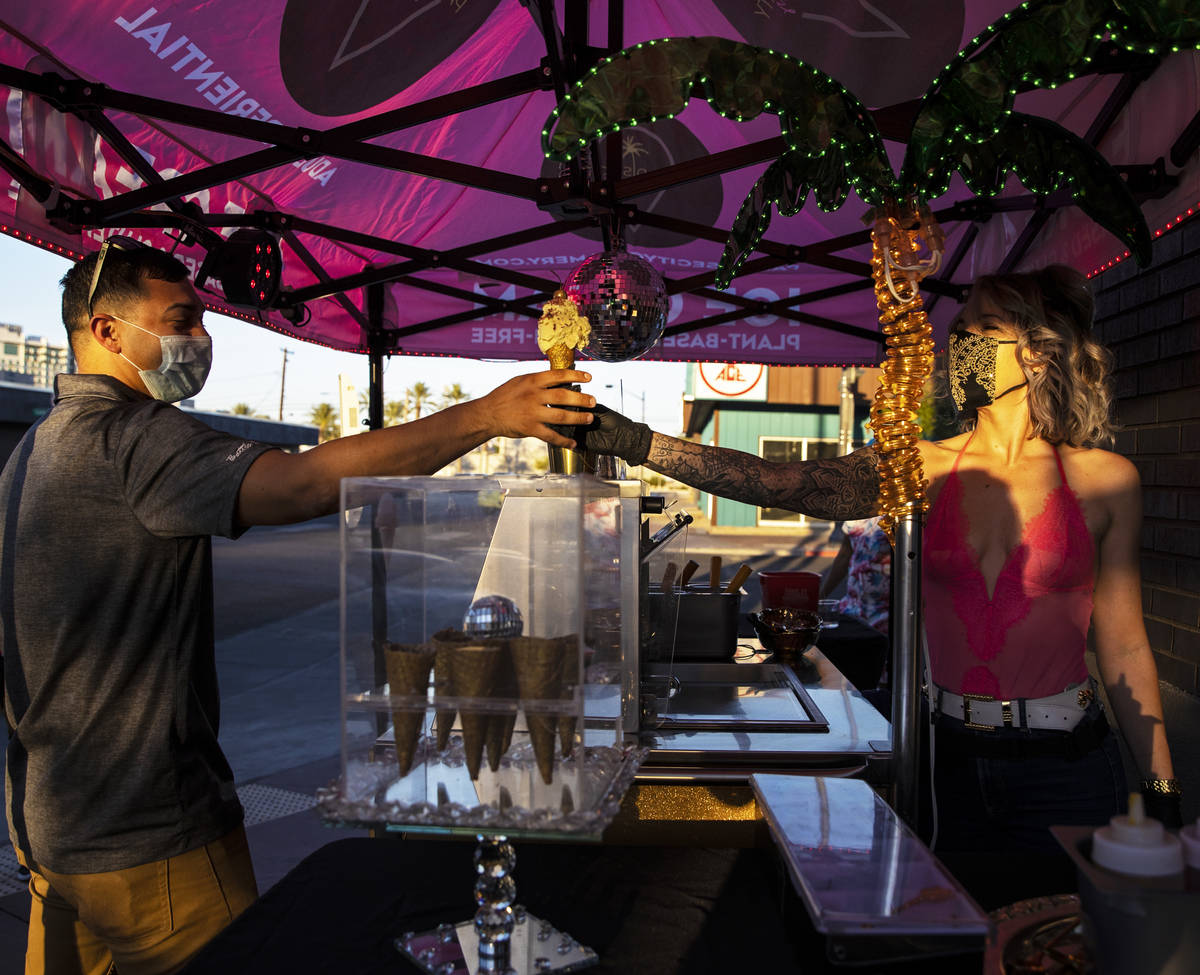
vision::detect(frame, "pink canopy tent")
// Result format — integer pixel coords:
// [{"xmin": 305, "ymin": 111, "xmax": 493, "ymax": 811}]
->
[{"xmin": 2, "ymin": 0, "xmax": 1199, "ymax": 368}]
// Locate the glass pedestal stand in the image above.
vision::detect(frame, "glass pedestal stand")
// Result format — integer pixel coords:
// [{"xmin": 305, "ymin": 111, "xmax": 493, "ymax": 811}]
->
[{"xmin": 396, "ymin": 833, "xmax": 598, "ymax": 975}]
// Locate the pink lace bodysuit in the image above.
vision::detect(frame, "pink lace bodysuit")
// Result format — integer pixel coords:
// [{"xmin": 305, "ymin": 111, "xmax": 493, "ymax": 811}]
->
[{"xmin": 923, "ymin": 435, "xmax": 1094, "ymax": 699}]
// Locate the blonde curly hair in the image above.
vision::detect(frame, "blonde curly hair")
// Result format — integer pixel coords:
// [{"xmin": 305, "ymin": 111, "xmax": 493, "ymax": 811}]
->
[{"xmin": 960, "ymin": 264, "xmax": 1115, "ymax": 447}]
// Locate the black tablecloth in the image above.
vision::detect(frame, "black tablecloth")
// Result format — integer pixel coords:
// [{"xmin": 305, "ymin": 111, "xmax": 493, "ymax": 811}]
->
[
  {"xmin": 181, "ymin": 837, "xmax": 807, "ymax": 975},
  {"xmin": 181, "ymin": 834, "xmax": 988, "ymax": 974}
]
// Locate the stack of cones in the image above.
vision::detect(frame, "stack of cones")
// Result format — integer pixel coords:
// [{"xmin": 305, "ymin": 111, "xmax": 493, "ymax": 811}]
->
[
  {"xmin": 486, "ymin": 640, "xmax": 518, "ymax": 774},
  {"xmin": 557, "ymin": 634, "xmax": 580, "ymax": 759},
  {"xmin": 446, "ymin": 642, "xmax": 502, "ymax": 779},
  {"xmin": 431, "ymin": 628, "xmax": 468, "ymax": 751},
  {"xmin": 383, "ymin": 642, "xmax": 436, "ymax": 777},
  {"xmin": 511, "ymin": 636, "xmax": 570, "ymax": 785}
]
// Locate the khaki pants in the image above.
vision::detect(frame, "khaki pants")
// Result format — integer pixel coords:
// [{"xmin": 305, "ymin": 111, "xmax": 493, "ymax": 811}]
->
[{"xmin": 21, "ymin": 826, "xmax": 258, "ymax": 975}]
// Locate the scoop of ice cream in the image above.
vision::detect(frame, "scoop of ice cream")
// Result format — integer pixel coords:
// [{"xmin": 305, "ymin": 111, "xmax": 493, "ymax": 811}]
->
[{"xmin": 537, "ymin": 290, "xmax": 591, "ymax": 355}]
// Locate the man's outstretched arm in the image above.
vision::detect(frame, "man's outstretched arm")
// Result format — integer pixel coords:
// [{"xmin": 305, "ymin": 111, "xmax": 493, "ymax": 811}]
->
[
  {"xmin": 238, "ymin": 368, "xmax": 595, "ymax": 526},
  {"xmin": 580, "ymin": 405, "xmax": 881, "ymax": 522}
]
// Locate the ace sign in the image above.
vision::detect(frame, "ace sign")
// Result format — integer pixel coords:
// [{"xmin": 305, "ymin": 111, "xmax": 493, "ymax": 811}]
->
[{"xmin": 696, "ymin": 362, "xmax": 767, "ymax": 402}]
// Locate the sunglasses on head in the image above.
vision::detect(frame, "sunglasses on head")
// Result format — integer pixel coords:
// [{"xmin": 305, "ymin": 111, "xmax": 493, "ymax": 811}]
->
[{"xmin": 86, "ymin": 235, "xmax": 150, "ymax": 316}]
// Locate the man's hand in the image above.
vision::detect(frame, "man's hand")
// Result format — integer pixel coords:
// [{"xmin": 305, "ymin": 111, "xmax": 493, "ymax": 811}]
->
[
  {"xmin": 478, "ymin": 368, "xmax": 595, "ymax": 447},
  {"xmin": 578, "ymin": 404, "xmax": 653, "ymax": 466}
]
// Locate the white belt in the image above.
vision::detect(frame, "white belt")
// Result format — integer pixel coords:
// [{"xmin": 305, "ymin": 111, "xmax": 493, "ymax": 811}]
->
[{"xmin": 933, "ymin": 680, "xmax": 1096, "ymax": 731}]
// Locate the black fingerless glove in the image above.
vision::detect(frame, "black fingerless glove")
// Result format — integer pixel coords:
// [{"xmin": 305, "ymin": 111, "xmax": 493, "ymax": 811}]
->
[
  {"xmin": 579, "ymin": 404, "xmax": 653, "ymax": 466},
  {"xmin": 1142, "ymin": 779, "xmax": 1184, "ymax": 829}
]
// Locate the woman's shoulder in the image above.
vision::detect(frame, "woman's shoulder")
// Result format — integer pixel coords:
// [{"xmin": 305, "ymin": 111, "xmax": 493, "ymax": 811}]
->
[
  {"xmin": 1060, "ymin": 443, "xmax": 1139, "ymax": 482},
  {"xmin": 917, "ymin": 433, "xmax": 970, "ymax": 477},
  {"xmin": 1059, "ymin": 443, "xmax": 1141, "ymax": 503}
]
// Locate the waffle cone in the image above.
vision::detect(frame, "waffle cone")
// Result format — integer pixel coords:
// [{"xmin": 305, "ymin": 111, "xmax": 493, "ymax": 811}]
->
[
  {"xmin": 447, "ymin": 643, "xmax": 501, "ymax": 779},
  {"xmin": 486, "ymin": 640, "xmax": 517, "ymax": 773},
  {"xmin": 511, "ymin": 636, "xmax": 566, "ymax": 785},
  {"xmin": 383, "ymin": 643, "xmax": 436, "ymax": 777},
  {"xmin": 556, "ymin": 634, "xmax": 581, "ymax": 758},
  {"xmin": 432, "ymin": 631, "xmax": 467, "ymax": 751},
  {"xmin": 546, "ymin": 344, "xmax": 574, "ymax": 370}
]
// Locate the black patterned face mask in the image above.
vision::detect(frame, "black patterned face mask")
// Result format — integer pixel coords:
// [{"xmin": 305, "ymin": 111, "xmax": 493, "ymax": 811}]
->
[{"xmin": 948, "ymin": 331, "xmax": 1024, "ymax": 415}]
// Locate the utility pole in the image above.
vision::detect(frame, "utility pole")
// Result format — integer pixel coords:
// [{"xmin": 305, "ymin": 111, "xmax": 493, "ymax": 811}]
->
[
  {"xmin": 837, "ymin": 366, "xmax": 860, "ymax": 454},
  {"xmin": 278, "ymin": 349, "xmax": 291, "ymax": 421}
]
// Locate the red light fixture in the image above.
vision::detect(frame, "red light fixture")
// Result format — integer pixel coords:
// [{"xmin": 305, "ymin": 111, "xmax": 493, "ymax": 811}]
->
[{"xmin": 196, "ymin": 229, "xmax": 282, "ymax": 307}]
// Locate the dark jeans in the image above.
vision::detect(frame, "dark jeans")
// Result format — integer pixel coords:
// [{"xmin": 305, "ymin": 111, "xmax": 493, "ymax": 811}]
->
[{"xmin": 920, "ymin": 705, "xmax": 1127, "ymax": 908}]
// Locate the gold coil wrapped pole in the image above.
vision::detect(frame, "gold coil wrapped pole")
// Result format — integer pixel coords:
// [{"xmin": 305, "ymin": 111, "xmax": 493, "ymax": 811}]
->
[{"xmin": 868, "ymin": 203, "xmax": 939, "ymax": 541}]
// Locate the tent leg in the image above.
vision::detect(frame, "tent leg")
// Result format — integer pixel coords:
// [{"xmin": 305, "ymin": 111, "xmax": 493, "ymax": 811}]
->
[
  {"xmin": 890, "ymin": 514, "xmax": 923, "ymax": 827},
  {"xmin": 366, "ymin": 282, "xmax": 386, "ymax": 432},
  {"xmin": 366, "ymin": 281, "xmax": 388, "ymax": 731}
]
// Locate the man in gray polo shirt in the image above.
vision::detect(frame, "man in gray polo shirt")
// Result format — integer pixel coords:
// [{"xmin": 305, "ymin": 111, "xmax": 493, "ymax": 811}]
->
[{"xmin": 0, "ymin": 242, "xmax": 595, "ymax": 975}]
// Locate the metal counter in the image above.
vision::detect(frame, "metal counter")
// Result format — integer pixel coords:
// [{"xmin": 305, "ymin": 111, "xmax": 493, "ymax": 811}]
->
[
  {"xmin": 637, "ymin": 643, "xmax": 892, "ymax": 782},
  {"xmin": 604, "ymin": 642, "xmax": 894, "ymax": 845}
]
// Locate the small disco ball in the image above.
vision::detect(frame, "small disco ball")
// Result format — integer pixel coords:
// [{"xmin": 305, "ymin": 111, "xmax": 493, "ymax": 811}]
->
[
  {"xmin": 564, "ymin": 248, "xmax": 668, "ymax": 362},
  {"xmin": 463, "ymin": 595, "xmax": 524, "ymax": 639}
]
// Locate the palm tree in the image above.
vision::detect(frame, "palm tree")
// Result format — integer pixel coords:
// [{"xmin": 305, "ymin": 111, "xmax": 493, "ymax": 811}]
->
[
  {"xmin": 384, "ymin": 399, "xmax": 408, "ymax": 426},
  {"xmin": 408, "ymin": 382, "xmax": 432, "ymax": 419},
  {"xmin": 440, "ymin": 382, "xmax": 470, "ymax": 410},
  {"xmin": 309, "ymin": 402, "xmax": 340, "ymax": 442},
  {"xmin": 542, "ymin": 4, "xmax": 1199, "ymax": 531}
]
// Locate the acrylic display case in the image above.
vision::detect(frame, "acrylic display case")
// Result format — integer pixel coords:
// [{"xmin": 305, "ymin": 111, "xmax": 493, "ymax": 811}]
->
[{"xmin": 317, "ymin": 474, "xmax": 643, "ymax": 839}]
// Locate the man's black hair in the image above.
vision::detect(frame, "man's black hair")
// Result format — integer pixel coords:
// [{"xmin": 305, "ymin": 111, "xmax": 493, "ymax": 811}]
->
[{"xmin": 60, "ymin": 244, "xmax": 191, "ymax": 353}]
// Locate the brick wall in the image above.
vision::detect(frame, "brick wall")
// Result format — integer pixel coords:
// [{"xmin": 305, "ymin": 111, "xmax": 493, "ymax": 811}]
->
[{"xmin": 1091, "ymin": 221, "xmax": 1200, "ymax": 694}]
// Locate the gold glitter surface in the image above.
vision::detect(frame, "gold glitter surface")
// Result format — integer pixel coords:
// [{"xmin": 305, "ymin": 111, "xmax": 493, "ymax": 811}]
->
[{"xmin": 624, "ymin": 784, "xmax": 760, "ymax": 822}]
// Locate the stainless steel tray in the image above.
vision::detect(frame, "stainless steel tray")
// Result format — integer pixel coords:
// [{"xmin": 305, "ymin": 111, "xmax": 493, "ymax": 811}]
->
[{"xmin": 641, "ymin": 661, "xmax": 828, "ymax": 733}]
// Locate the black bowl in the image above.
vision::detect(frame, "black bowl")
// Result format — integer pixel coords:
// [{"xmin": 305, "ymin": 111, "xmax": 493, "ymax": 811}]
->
[{"xmin": 748, "ymin": 609, "xmax": 821, "ymax": 665}]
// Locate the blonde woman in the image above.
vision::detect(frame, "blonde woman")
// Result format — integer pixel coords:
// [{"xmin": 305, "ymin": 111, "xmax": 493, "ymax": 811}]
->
[{"xmin": 582, "ymin": 265, "xmax": 1178, "ymax": 898}]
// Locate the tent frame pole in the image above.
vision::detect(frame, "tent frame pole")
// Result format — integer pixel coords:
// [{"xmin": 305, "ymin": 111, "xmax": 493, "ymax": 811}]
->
[{"xmin": 890, "ymin": 513, "xmax": 923, "ymax": 827}]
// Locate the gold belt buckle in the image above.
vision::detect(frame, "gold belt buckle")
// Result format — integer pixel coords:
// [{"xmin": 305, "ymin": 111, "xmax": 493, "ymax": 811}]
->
[{"xmin": 962, "ymin": 692, "xmax": 997, "ymax": 731}]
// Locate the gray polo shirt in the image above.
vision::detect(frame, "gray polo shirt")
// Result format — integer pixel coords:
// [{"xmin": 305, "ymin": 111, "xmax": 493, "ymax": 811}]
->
[{"xmin": 1, "ymin": 373, "xmax": 273, "ymax": 873}]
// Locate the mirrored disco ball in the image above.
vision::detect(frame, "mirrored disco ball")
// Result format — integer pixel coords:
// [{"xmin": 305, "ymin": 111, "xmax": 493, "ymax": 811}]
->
[
  {"xmin": 564, "ymin": 249, "xmax": 668, "ymax": 362},
  {"xmin": 463, "ymin": 595, "xmax": 524, "ymax": 639}
]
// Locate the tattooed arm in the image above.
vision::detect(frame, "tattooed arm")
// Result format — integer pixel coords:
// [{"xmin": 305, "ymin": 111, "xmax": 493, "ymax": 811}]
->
[
  {"xmin": 644, "ymin": 434, "xmax": 881, "ymax": 522},
  {"xmin": 578, "ymin": 404, "xmax": 881, "ymax": 521}
]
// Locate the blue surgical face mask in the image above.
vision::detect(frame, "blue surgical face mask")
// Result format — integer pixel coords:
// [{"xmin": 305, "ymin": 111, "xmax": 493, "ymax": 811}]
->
[{"xmin": 115, "ymin": 316, "xmax": 212, "ymax": 403}]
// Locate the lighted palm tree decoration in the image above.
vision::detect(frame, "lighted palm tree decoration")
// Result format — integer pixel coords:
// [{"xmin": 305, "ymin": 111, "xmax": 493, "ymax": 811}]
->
[{"xmin": 542, "ymin": 0, "xmax": 1200, "ymax": 535}]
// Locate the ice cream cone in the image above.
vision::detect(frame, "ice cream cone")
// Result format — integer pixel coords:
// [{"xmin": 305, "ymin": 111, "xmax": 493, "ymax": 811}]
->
[
  {"xmin": 556, "ymin": 634, "xmax": 580, "ymax": 758},
  {"xmin": 383, "ymin": 642, "xmax": 436, "ymax": 777},
  {"xmin": 510, "ymin": 636, "xmax": 566, "ymax": 785},
  {"xmin": 432, "ymin": 629, "xmax": 467, "ymax": 751},
  {"xmin": 486, "ymin": 640, "xmax": 517, "ymax": 773},
  {"xmin": 447, "ymin": 643, "xmax": 501, "ymax": 779},
  {"xmin": 546, "ymin": 343, "xmax": 574, "ymax": 370}
]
